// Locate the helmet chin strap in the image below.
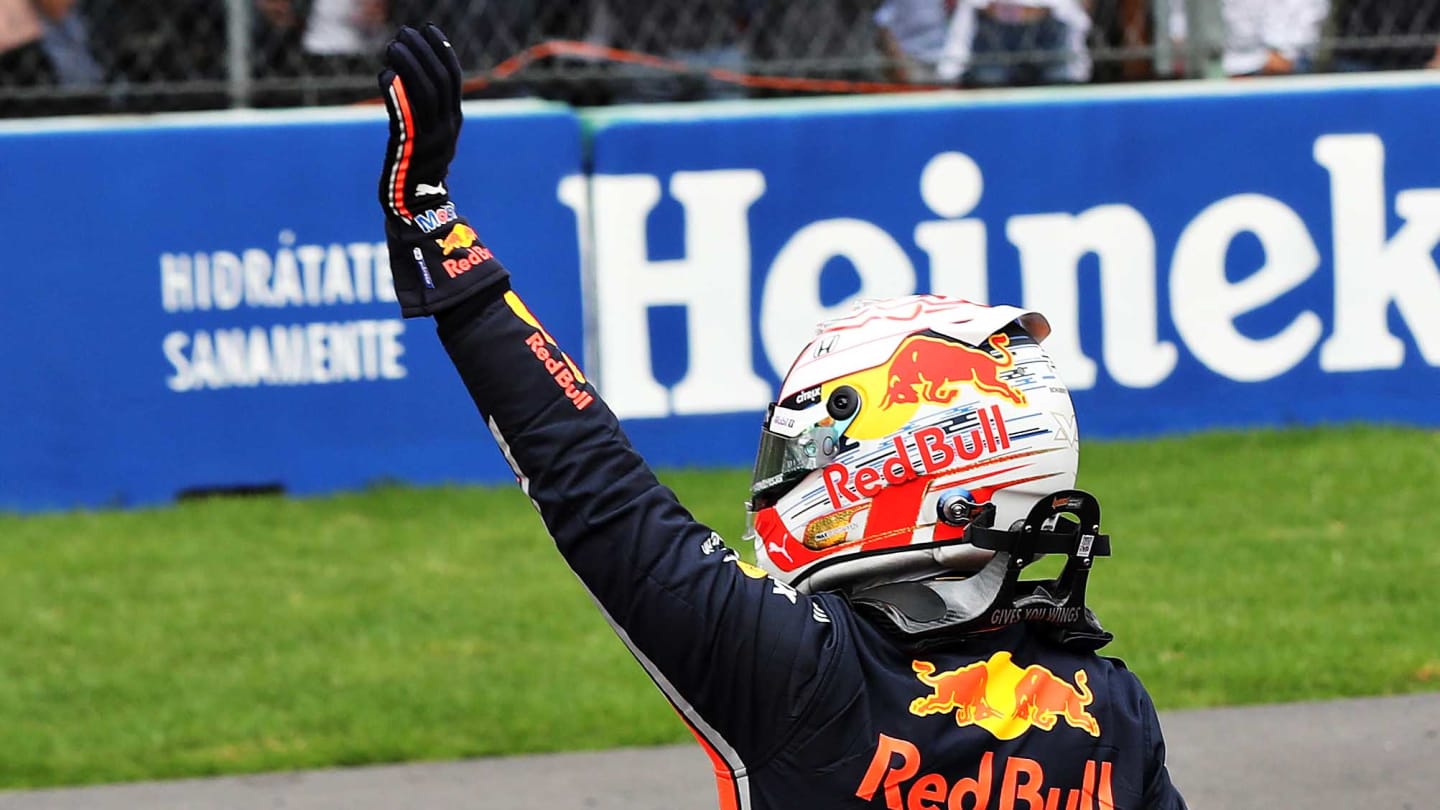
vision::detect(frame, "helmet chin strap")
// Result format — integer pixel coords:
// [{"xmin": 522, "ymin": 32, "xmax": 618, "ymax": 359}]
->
[{"xmin": 845, "ymin": 490, "xmax": 1115, "ymax": 652}]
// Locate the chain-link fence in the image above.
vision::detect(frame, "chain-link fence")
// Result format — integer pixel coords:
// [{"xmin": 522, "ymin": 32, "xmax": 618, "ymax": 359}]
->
[{"xmin": 2, "ymin": 1, "xmax": 1440, "ymax": 117}]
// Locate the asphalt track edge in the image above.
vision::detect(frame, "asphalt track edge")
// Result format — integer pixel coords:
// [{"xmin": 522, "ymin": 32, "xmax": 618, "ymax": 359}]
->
[{"xmin": 2, "ymin": 693, "xmax": 1436, "ymax": 809}]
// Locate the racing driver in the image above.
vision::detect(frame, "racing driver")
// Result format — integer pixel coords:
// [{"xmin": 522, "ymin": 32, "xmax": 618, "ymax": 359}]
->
[{"xmin": 375, "ymin": 24, "xmax": 1187, "ymax": 810}]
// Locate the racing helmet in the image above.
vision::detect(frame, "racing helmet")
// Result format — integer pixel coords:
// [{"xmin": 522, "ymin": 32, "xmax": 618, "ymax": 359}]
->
[{"xmin": 744, "ymin": 295, "xmax": 1079, "ymax": 594}]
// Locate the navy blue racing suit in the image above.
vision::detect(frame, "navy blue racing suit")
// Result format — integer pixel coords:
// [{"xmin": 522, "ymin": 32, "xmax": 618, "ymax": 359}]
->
[{"xmin": 433, "ymin": 284, "xmax": 1188, "ymax": 810}]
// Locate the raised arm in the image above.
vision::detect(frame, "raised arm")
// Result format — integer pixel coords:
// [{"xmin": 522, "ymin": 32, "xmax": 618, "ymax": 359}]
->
[{"xmin": 373, "ymin": 25, "xmax": 856, "ymax": 771}]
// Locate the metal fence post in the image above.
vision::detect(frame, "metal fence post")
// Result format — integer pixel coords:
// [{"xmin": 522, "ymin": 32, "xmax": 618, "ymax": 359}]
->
[
  {"xmin": 1185, "ymin": 0, "xmax": 1225, "ymax": 78},
  {"xmin": 226, "ymin": 0, "xmax": 254, "ymax": 108},
  {"xmin": 1152, "ymin": 0, "xmax": 1174, "ymax": 77}
]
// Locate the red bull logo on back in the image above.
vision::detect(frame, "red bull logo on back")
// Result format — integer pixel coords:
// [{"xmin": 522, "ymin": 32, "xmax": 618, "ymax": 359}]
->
[
  {"xmin": 907, "ymin": 651, "xmax": 1099, "ymax": 740},
  {"xmin": 909, "ymin": 660, "xmax": 1004, "ymax": 725},
  {"xmin": 856, "ymin": 735, "xmax": 1119, "ymax": 810}
]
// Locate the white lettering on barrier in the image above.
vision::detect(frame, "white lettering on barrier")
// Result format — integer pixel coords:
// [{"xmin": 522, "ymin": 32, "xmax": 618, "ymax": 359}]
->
[
  {"xmin": 915, "ymin": 152, "xmax": 989, "ymax": 307},
  {"xmin": 161, "ymin": 230, "xmax": 394, "ymax": 313},
  {"xmin": 159, "ymin": 231, "xmax": 406, "ymax": 393},
  {"xmin": 163, "ymin": 320, "xmax": 406, "ymax": 392},
  {"xmin": 761, "ymin": 219, "xmax": 915, "ymax": 379},
  {"xmin": 1170, "ymin": 194, "xmax": 1322, "ymax": 382},
  {"xmin": 1314, "ymin": 134, "xmax": 1440, "ymax": 370},
  {"xmin": 1008, "ymin": 205, "xmax": 1176, "ymax": 389},
  {"xmin": 578, "ymin": 137, "xmax": 1440, "ymax": 420},
  {"xmin": 579, "ymin": 171, "xmax": 772, "ymax": 418}
]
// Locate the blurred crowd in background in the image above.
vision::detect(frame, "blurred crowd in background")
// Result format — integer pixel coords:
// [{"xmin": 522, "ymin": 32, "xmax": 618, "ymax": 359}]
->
[{"xmin": 2, "ymin": 0, "xmax": 1440, "ymax": 116}]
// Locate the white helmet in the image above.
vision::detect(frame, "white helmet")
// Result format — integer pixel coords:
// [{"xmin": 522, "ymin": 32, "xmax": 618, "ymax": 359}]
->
[{"xmin": 744, "ymin": 295, "xmax": 1079, "ymax": 594}]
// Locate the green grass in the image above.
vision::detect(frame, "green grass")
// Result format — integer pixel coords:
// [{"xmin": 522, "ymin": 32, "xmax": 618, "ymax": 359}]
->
[{"xmin": 1, "ymin": 425, "xmax": 1437, "ymax": 788}]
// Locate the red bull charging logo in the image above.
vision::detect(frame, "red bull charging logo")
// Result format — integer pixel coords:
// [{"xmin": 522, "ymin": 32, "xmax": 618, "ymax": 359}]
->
[
  {"xmin": 829, "ymin": 333, "xmax": 1027, "ymax": 441},
  {"xmin": 908, "ymin": 651, "xmax": 1099, "ymax": 740},
  {"xmin": 883, "ymin": 333, "xmax": 1026, "ymax": 408},
  {"xmin": 436, "ymin": 222, "xmax": 479, "ymax": 254}
]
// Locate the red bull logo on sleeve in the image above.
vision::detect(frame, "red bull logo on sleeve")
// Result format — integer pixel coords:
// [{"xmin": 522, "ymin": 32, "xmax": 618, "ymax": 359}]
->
[
  {"xmin": 856, "ymin": 735, "xmax": 1119, "ymax": 810},
  {"xmin": 907, "ymin": 651, "xmax": 1099, "ymax": 740},
  {"xmin": 436, "ymin": 222, "xmax": 479, "ymax": 254},
  {"xmin": 432, "ymin": 223, "xmax": 495, "ymax": 279},
  {"xmin": 505, "ymin": 292, "xmax": 593, "ymax": 411}
]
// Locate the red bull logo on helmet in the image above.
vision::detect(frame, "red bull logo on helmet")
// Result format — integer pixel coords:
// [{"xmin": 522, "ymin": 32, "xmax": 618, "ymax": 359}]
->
[
  {"xmin": 821, "ymin": 405, "xmax": 1011, "ymax": 510},
  {"xmin": 908, "ymin": 651, "xmax": 1100, "ymax": 740},
  {"xmin": 828, "ymin": 333, "xmax": 1029, "ymax": 442},
  {"xmin": 883, "ymin": 333, "xmax": 1026, "ymax": 408}
]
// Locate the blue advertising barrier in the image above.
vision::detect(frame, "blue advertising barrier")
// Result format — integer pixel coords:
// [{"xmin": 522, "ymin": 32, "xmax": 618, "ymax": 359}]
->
[
  {"xmin": 0, "ymin": 103, "xmax": 585, "ymax": 510},
  {"xmin": 5, "ymin": 78, "xmax": 1439, "ymax": 512},
  {"xmin": 580, "ymin": 78, "xmax": 1440, "ymax": 473}
]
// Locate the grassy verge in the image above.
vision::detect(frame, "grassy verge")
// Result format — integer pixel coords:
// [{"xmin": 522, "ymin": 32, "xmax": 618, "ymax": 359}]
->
[{"xmin": 0, "ymin": 425, "xmax": 1436, "ymax": 788}]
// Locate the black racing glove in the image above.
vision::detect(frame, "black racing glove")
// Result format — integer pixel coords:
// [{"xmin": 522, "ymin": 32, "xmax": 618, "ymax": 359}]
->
[{"xmin": 378, "ymin": 24, "xmax": 508, "ymax": 318}]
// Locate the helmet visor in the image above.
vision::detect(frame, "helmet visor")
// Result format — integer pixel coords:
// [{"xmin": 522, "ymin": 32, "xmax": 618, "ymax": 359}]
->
[{"xmin": 749, "ymin": 423, "xmax": 840, "ymax": 509}]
